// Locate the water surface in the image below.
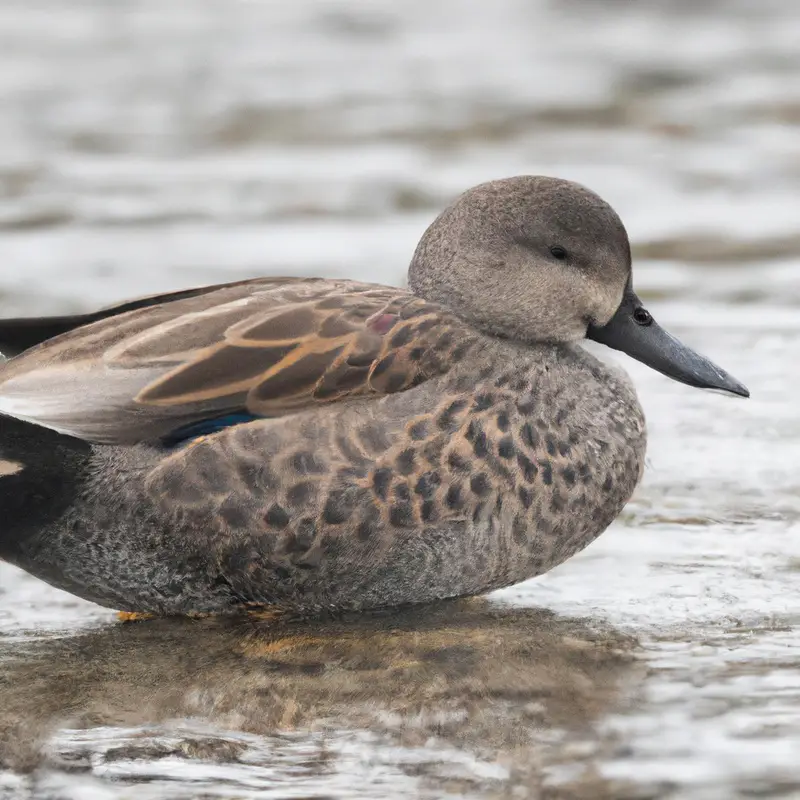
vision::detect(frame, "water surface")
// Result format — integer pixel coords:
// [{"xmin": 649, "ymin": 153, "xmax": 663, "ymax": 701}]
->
[{"xmin": 1, "ymin": 1, "xmax": 798, "ymax": 797}]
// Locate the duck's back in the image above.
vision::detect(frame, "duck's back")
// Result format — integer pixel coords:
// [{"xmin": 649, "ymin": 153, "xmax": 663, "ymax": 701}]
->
[{"xmin": 0, "ymin": 278, "xmax": 478, "ymax": 444}]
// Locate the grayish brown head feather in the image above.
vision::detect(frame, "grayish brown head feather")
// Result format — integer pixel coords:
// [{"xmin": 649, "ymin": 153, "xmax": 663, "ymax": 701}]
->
[{"xmin": 408, "ymin": 176, "xmax": 631, "ymax": 342}]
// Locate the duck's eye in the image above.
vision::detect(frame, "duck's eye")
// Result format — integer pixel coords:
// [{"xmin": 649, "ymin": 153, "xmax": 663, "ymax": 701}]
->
[
  {"xmin": 549, "ymin": 246, "xmax": 568, "ymax": 260},
  {"xmin": 633, "ymin": 307, "xmax": 653, "ymax": 326}
]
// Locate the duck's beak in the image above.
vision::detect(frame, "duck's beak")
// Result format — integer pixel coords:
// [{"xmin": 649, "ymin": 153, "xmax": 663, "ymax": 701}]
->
[{"xmin": 587, "ymin": 285, "xmax": 749, "ymax": 397}]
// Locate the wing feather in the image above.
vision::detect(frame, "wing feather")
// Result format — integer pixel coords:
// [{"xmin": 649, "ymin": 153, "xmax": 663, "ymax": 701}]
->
[{"xmin": 0, "ymin": 278, "xmax": 479, "ymax": 443}]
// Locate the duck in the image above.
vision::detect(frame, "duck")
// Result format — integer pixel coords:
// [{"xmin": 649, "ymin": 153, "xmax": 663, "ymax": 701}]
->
[{"xmin": 0, "ymin": 176, "xmax": 748, "ymax": 617}]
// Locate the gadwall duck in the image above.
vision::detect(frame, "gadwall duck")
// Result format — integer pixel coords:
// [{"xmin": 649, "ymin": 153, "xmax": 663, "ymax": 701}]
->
[{"xmin": 0, "ymin": 176, "xmax": 748, "ymax": 616}]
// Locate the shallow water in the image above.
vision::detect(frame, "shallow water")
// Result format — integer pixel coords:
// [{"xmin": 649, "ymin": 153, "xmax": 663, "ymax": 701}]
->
[{"xmin": 0, "ymin": 0, "xmax": 798, "ymax": 797}]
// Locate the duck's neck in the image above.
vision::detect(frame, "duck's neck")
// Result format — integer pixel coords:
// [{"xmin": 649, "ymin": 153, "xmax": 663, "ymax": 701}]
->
[{"xmin": 0, "ymin": 415, "xmax": 90, "ymax": 561}]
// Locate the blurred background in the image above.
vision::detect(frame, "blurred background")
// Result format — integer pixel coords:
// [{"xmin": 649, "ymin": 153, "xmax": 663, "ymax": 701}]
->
[
  {"xmin": 0, "ymin": 1, "xmax": 799, "ymax": 799},
  {"xmin": 1, "ymin": 0, "xmax": 798, "ymax": 311}
]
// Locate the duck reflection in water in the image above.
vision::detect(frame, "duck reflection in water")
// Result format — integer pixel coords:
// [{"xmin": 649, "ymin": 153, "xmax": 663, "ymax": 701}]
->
[{"xmin": 0, "ymin": 599, "xmax": 639, "ymax": 793}]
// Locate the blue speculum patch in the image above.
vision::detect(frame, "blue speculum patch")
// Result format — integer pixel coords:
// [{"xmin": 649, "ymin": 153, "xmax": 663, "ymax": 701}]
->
[{"xmin": 163, "ymin": 413, "xmax": 262, "ymax": 446}]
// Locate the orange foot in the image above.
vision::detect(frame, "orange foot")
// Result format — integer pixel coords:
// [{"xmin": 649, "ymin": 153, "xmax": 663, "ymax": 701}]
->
[
  {"xmin": 117, "ymin": 611, "xmax": 157, "ymax": 623},
  {"xmin": 117, "ymin": 606, "xmax": 285, "ymax": 623}
]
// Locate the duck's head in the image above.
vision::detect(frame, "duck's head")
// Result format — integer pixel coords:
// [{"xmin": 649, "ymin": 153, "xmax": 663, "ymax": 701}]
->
[{"xmin": 409, "ymin": 175, "xmax": 748, "ymax": 397}]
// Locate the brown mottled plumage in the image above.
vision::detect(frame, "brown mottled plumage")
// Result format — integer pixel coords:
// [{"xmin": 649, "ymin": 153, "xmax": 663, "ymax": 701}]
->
[
  {"xmin": 0, "ymin": 279, "xmax": 472, "ymax": 443},
  {"xmin": 0, "ymin": 176, "xmax": 747, "ymax": 616}
]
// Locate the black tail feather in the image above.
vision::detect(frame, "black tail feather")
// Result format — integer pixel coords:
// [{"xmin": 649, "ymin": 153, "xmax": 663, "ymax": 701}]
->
[
  {"xmin": 0, "ymin": 315, "xmax": 99, "ymax": 358},
  {"xmin": 0, "ymin": 284, "xmax": 238, "ymax": 358},
  {"xmin": 0, "ymin": 413, "xmax": 89, "ymax": 465},
  {"xmin": 0, "ymin": 413, "xmax": 91, "ymax": 562}
]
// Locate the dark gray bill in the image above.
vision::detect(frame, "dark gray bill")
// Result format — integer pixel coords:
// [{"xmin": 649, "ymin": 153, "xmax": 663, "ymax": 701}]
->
[{"xmin": 587, "ymin": 286, "xmax": 749, "ymax": 397}]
